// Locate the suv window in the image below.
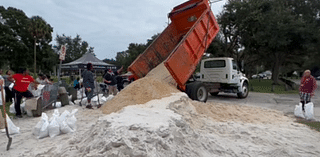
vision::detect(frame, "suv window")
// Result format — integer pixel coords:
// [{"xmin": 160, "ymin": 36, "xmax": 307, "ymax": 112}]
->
[
  {"xmin": 204, "ymin": 60, "xmax": 226, "ymax": 68},
  {"xmin": 232, "ymin": 60, "xmax": 238, "ymax": 70}
]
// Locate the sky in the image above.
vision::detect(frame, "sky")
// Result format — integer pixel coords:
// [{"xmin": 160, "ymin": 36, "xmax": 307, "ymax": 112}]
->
[{"xmin": 2, "ymin": 0, "xmax": 227, "ymax": 60}]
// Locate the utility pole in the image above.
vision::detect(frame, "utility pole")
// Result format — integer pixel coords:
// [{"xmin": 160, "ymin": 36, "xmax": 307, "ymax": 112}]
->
[{"xmin": 34, "ymin": 37, "xmax": 36, "ymax": 77}]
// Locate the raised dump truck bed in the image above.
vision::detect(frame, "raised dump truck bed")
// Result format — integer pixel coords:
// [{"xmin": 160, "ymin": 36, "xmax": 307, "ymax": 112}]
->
[{"xmin": 128, "ymin": 0, "xmax": 219, "ymax": 100}]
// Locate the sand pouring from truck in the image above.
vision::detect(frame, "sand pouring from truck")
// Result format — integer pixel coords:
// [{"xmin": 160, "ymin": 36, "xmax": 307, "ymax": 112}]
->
[{"xmin": 128, "ymin": 0, "xmax": 249, "ymax": 102}]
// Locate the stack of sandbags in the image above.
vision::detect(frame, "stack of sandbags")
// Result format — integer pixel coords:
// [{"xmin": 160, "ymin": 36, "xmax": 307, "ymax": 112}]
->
[{"xmin": 33, "ymin": 109, "xmax": 78, "ymax": 139}]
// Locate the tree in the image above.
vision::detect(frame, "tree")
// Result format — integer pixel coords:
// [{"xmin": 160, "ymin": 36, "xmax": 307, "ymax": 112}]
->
[
  {"xmin": 54, "ymin": 34, "xmax": 94, "ymax": 63},
  {"xmin": 0, "ymin": 7, "xmax": 31, "ymax": 71},
  {"xmin": 0, "ymin": 7, "xmax": 57, "ymax": 73},
  {"xmin": 29, "ymin": 16, "xmax": 53, "ymax": 75},
  {"xmin": 112, "ymin": 34, "xmax": 159, "ymax": 71},
  {"xmin": 219, "ymin": 0, "xmax": 319, "ymax": 84}
]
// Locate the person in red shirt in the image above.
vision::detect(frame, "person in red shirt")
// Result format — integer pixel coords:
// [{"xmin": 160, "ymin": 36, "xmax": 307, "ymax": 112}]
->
[
  {"xmin": 9, "ymin": 68, "xmax": 39, "ymax": 118},
  {"xmin": 299, "ymin": 70, "xmax": 317, "ymax": 111}
]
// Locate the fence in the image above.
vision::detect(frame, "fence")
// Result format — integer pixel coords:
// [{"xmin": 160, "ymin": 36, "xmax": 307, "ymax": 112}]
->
[{"xmin": 41, "ymin": 83, "xmax": 59, "ymax": 109}]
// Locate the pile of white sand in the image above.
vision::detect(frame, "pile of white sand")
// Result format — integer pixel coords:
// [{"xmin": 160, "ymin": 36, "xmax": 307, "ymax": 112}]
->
[{"xmin": 31, "ymin": 93, "xmax": 320, "ymax": 157}]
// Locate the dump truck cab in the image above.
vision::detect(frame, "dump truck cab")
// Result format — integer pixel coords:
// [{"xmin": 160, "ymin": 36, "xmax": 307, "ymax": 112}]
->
[{"xmin": 197, "ymin": 57, "xmax": 249, "ymax": 98}]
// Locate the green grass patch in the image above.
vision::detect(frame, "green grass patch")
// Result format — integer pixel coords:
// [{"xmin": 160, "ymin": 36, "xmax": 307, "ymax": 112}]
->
[
  {"xmin": 1, "ymin": 102, "xmax": 15, "ymax": 119},
  {"xmin": 297, "ymin": 120, "xmax": 320, "ymax": 132},
  {"xmin": 249, "ymin": 79, "xmax": 299, "ymax": 94}
]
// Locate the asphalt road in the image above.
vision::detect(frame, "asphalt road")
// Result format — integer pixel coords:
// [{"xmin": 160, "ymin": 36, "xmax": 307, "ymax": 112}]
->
[{"xmin": 207, "ymin": 80, "xmax": 320, "ymax": 121}]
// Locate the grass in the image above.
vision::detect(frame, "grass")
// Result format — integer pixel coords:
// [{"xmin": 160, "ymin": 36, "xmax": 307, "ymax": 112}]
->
[
  {"xmin": 297, "ymin": 120, "xmax": 320, "ymax": 132},
  {"xmin": 1, "ymin": 102, "xmax": 15, "ymax": 119},
  {"xmin": 249, "ymin": 79, "xmax": 299, "ymax": 94}
]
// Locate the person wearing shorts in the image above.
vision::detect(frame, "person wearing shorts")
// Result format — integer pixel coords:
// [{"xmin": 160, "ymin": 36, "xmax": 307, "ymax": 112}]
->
[
  {"xmin": 82, "ymin": 63, "xmax": 95, "ymax": 109},
  {"xmin": 299, "ymin": 70, "xmax": 317, "ymax": 112},
  {"xmin": 9, "ymin": 68, "xmax": 39, "ymax": 118}
]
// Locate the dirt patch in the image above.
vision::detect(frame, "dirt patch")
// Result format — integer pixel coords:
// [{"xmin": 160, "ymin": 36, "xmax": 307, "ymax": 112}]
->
[
  {"xmin": 192, "ymin": 101, "xmax": 292, "ymax": 124},
  {"xmin": 101, "ymin": 63, "xmax": 179, "ymax": 114}
]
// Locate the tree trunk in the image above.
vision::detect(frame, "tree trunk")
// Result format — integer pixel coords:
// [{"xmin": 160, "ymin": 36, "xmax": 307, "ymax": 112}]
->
[{"xmin": 271, "ymin": 53, "xmax": 282, "ymax": 85}]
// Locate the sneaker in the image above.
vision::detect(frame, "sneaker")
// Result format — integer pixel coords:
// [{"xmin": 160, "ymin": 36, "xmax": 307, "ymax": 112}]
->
[{"xmin": 86, "ymin": 105, "xmax": 94, "ymax": 109}]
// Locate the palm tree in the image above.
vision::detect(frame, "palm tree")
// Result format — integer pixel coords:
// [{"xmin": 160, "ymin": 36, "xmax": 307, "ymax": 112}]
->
[{"xmin": 28, "ymin": 16, "xmax": 52, "ymax": 77}]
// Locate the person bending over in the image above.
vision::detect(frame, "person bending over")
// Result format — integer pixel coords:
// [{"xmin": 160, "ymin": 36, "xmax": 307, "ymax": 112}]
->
[{"xmin": 8, "ymin": 68, "xmax": 39, "ymax": 118}]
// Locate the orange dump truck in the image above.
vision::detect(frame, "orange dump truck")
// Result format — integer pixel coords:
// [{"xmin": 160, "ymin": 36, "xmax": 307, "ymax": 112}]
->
[{"xmin": 128, "ymin": 0, "xmax": 220, "ymax": 102}]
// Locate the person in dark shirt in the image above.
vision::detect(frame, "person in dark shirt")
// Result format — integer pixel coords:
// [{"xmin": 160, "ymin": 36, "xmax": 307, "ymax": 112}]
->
[
  {"xmin": 116, "ymin": 76, "xmax": 124, "ymax": 92},
  {"xmin": 82, "ymin": 63, "xmax": 95, "ymax": 109},
  {"xmin": 103, "ymin": 66, "xmax": 123, "ymax": 95}
]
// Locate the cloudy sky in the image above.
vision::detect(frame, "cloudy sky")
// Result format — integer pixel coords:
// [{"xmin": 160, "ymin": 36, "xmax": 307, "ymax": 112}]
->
[{"xmin": 2, "ymin": 0, "xmax": 226, "ymax": 60}]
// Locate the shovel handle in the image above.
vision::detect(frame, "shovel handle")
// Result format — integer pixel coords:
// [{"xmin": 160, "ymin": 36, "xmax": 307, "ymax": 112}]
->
[{"xmin": 1, "ymin": 82, "xmax": 12, "ymax": 150}]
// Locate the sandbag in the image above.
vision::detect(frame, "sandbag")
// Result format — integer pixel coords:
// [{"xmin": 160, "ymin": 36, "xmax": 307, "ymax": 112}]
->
[
  {"xmin": 305, "ymin": 102, "xmax": 315, "ymax": 120},
  {"xmin": 49, "ymin": 109, "xmax": 60, "ymax": 122},
  {"xmin": 55, "ymin": 102, "xmax": 62, "ymax": 108},
  {"xmin": 81, "ymin": 98, "xmax": 87, "ymax": 106},
  {"xmin": 74, "ymin": 100, "xmax": 81, "ymax": 106},
  {"xmin": 68, "ymin": 95, "xmax": 72, "ymax": 102},
  {"xmin": 69, "ymin": 101, "xmax": 75, "ymax": 106},
  {"xmin": 33, "ymin": 113, "xmax": 48, "ymax": 136},
  {"xmin": 58, "ymin": 110, "xmax": 70, "ymax": 126},
  {"xmin": 66, "ymin": 109, "xmax": 78, "ymax": 131},
  {"xmin": 48, "ymin": 116, "xmax": 60, "ymax": 138},
  {"xmin": 60, "ymin": 120, "xmax": 73, "ymax": 134},
  {"xmin": 10, "ymin": 103, "xmax": 16, "ymax": 114},
  {"xmin": 6, "ymin": 114, "xmax": 20, "ymax": 135},
  {"xmin": 294, "ymin": 103, "xmax": 305, "ymax": 118},
  {"xmin": 106, "ymin": 95, "xmax": 114, "ymax": 101},
  {"xmin": 38, "ymin": 117, "xmax": 49, "ymax": 139},
  {"xmin": 9, "ymin": 83, "xmax": 14, "ymax": 91}
]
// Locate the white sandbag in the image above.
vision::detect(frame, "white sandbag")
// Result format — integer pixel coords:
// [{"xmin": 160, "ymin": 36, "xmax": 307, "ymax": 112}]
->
[
  {"xmin": 69, "ymin": 101, "xmax": 75, "ymax": 106},
  {"xmin": 38, "ymin": 118, "xmax": 49, "ymax": 139},
  {"xmin": 91, "ymin": 96, "xmax": 98, "ymax": 102},
  {"xmin": 9, "ymin": 83, "xmax": 14, "ymax": 91},
  {"xmin": 294, "ymin": 103, "xmax": 305, "ymax": 118},
  {"xmin": 81, "ymin": 98, "xmax": 87, "ymax": 106},
  {"xmin": 33, "ymin": 113, "xmax": 48, "ymax": 136},
  {"xmin": 48, "ymin": 117, "xmax": 60, "ymax": 138},
  {"xmin": 38, "ymin": 84, "xmax": 45, "ymax": 90},
  {"xmin": 106, "ymin": 95, "xmax": 114, "ymax": 101},
  {"xmin": 68, "ymin": 95, "xmax": 72, "ymax": 102},
  {"xmin": 60, "ymin": 120, "xmax": 73, "ymax": 134},
  {"xmin": 0, "ymin": 86, "xmax": 5, "ymax": 106},
  {"xmin": 6, "ymin": 114, "xmax": 20, "ymax": 135},
  {"xmin": 101, "ymin": 96, "xmax": 107, "ymax": 103},
  {"xmin": 58, "ymin": 110, "xmax": 70, "ymax": 125},
  {"xmin": 49, "ymin": 109, "xmax": 60, "ymax": 122},
  {"xmin": 74, "ymin": 100, "xmax": 81, "ymax": 106},
  {"xmin": 54, "ymin": 102, "xmax": 62, "ymax": 108},
  {"xmin": 305, "ymin": 102, "xmax": 315, "ymax": 120},
  {"xmin": 67, "ymin": 109, "xmax": 78, "ymax": 131},
  {"xmin": 10, "ymin": 103, "xmax": 16, "ymax": 114}
]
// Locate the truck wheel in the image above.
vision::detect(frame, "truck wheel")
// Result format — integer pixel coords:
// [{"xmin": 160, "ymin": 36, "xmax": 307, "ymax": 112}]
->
[
  {"xmin": 210, "ymin": 92, "xmax": 219, "ymax": 96},
  {"xmin": 237, "ymin": 82, "xmax": 249, "ymax": 99},
  {"xmin": 187, "ymin": 82, "xmax": 208, "ymax": 102}
]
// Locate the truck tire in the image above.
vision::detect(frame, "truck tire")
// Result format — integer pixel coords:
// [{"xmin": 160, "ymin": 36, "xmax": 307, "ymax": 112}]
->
[
  {"xmin": 210, "ymin": 92, "xmax": 219, "ymax": 96},
  {"xmin": 237, "ymin": 82, "xmax": 249, "ymax": 99},
  {"xmin": 186, "ymin": 82, "xmax": 208, "ymax": 102}
]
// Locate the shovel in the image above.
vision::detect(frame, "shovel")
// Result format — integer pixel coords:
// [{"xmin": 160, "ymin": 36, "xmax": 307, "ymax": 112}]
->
[{"xmin": 1, "ymin": 82, "xmax": 12, "ymax": 151}]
